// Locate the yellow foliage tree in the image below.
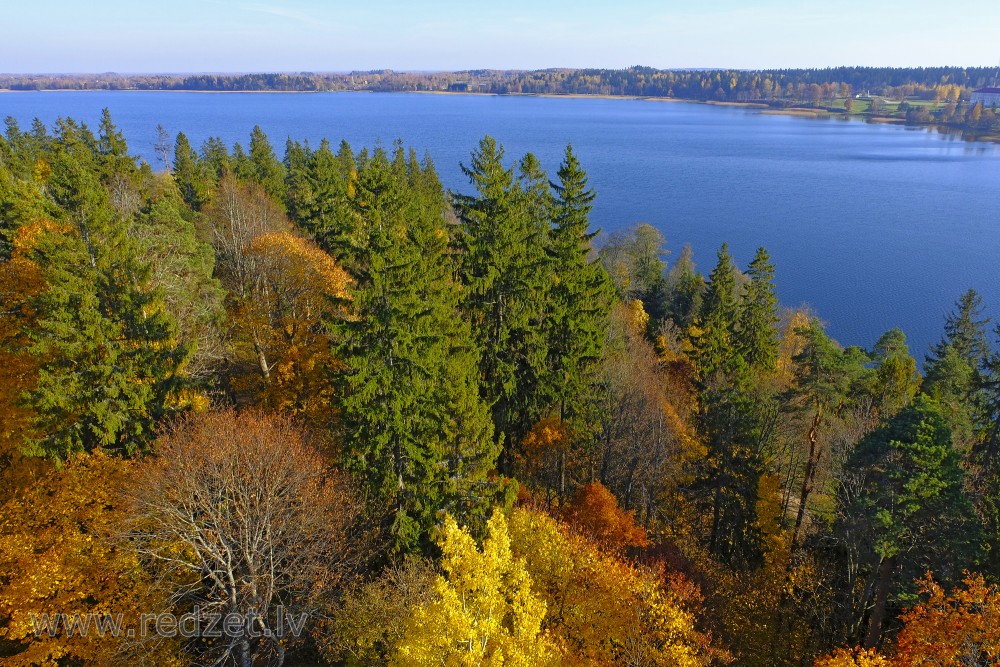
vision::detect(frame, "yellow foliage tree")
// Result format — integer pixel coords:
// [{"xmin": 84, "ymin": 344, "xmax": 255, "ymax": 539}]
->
[
  {"xmin": 228, "ymin": 230, "xmax": 351, "ymax": 430},
  {"xmin": 775, "ymin": 310, "xmax": 812, "ymax": 388},
  {"xmin": 507, "ymin": 507, "xmax": 726, "ymax": 666},
  {"xmin": 518, "ymin": 416, "xmax": 574, "ymax": 507},
  {"xmin": 814, "ymin": 647, "xmax": 891, "ymax": 667},
  {"xmin": 393, "ymin": 510, "xmax": 557, "ymax": 667}
]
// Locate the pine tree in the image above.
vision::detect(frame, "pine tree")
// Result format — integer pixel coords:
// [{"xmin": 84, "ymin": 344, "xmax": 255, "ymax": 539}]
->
[
  {"xmin": 337, "ymin": 147, "xmax": 502, "ymax": 552},
  {"xmin": 865, "ymin": 328, "xmax": 921, "ymax": 419},
  {"xmin": 785, "ymin": 320, "xmax": 862, "ymax": 546},
  {"xmin": 835, "ymin": 395, "xmax": 979, "ymax": 647}
]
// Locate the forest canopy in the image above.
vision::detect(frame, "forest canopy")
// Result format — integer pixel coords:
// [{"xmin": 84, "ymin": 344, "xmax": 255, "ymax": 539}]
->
[{"xmin": 1, "ymin": 112, "xmax": 999, "ymax": 666}]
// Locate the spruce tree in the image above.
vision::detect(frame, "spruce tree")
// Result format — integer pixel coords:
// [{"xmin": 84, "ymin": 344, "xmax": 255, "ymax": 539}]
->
[
  {"xmin": 24, "ymin": 122, "xmax": 188, "ymax": 459},
  {"xmin": 691, "ymin": 243, "xmax": 768, "ymax": 568},
  {"xmin": 737, "ymin": 246, "xmax": 780, "ymax": 373},
  {"xmin": 246, "ymin": 125, "xmax": 286, "ymax": 203},
  {"xmin": 337, "ymin": 147, "xmax": 502, "ymax": 552},
  {"xmin": 199, "ymin": 136, "xmax": 231, "ymax": 180},
  {"xmin": 924, "ymin": 289, "xmax": 992, "ymax": 448},
  {"xmin": 663, "ymin": 244, "xmax": 704, "ymax": 328},
  {"xmin": 454, "ymin": 136, "xmax": 550, "ymax": 469},
  {"xmin": 929, "ymin": 288, "xmax": 991, "ymax": 368},
  {"xmin": 971, "ymin": 325, "xmax": 1000, "ymax": 578},
  {"xmin": 546, "ymin": 144, "xmax": 614, "ymax": 423},
  {"xmin": 693, "ymin": 243, "xmax": 740, "ymax": 379},
  {"xmin": 172, "ymin": 132, "xmax": 207, "ymax": 210},
  {"xmin": 282, "ymin": 138, "xmax": 312, "ymax": 223}
]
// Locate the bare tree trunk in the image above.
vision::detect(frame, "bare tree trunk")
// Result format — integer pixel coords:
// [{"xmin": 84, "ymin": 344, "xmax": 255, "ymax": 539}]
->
[
  {"xmin": 771, "ymin": 405, "xmax": 823, "ymax": 659},
  {"xmin": 255, "ymin": 340, "xmax": 271, "ymax": 382},
  {"xmin": 791, "ymin": 407, "xmax": 823, "ymax": 547},
  {"xmin": 864, "ymin": 555, "xmax": 896, "ymax": 649}
]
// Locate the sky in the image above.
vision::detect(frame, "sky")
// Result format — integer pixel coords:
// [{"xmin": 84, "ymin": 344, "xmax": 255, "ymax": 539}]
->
[{"xmin": 2, "ymin": 0, "xmax": 998, "ymax": 73}]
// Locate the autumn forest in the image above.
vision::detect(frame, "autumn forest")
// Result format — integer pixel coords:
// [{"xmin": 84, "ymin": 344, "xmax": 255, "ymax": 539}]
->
[{"xmin": 1, "ymin": 111, "xmax": 999, "ymax": 667}]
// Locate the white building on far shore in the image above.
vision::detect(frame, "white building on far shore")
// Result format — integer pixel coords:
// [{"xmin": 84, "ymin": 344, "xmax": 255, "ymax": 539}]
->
[{"xmin": 971, "ymin": 87, "xmax": 1000, "ymax": 107}]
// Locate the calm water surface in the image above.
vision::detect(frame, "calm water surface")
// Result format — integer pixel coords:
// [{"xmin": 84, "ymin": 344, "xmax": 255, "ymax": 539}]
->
[{"xmin": 2, "ymin": 91, "xmax": 998, "ymax": 357}]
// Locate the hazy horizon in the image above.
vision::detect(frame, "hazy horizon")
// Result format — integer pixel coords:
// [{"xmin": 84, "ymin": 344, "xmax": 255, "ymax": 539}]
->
[
  {"xmin": 3, "ymin": 0, "xmax": 998, "ymax": 74},
  {"xmin": 2, "ymin": 64, "xmax": 998, "ymax": 77}
]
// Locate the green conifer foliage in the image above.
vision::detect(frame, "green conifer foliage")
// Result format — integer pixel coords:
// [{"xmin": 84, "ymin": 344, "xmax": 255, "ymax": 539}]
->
[
  {"xmin": 737, "ymin": 247, "xmax": 780, "ymax": 373},
  {"xmin": 23, "ymin": 121, "xmax": 189, "ymax": 458},
  {"xmin": 546, "ymin": 144, "xmax": 614, "ymax": 423},
  {"xmin": 337, "ymin": 147, "xmax": 502, "ymax": 552},
  {"xmin": 835, "ymin": 395, "xmax": 979, "ymax": 646},
  {"xmin": 453, "ymin": 136, "xmax": 550, "ymax": 467}
]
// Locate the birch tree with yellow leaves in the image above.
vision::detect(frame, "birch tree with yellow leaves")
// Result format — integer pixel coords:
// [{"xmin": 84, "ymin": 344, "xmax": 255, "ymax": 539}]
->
[{"xmin": 393, "ymin": 511, "xmax": 557, "ymax": 667}]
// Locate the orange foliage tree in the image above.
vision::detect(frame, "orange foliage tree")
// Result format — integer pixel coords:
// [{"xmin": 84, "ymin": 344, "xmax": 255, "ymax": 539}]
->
[
  {"xmin": 813, "ymin": 572, "xmax": 999, "ymax": 667},
  {"xmin": 564, "ymin": 481, "xmax": 649, "ymax": 552},
  {"xmin": 0, "ymin": 452, "xmax": 180, "ymax": 666},
  {"xmin": 892, "ymin": 573, "xmax": 1000, "ymax": 667},
  {"xmin": 0, "ymin": 223, "xmax": 55, "ymax": 498}
]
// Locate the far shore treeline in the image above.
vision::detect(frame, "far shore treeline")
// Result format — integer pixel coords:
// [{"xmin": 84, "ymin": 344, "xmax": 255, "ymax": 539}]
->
[
  {"xmin": 2, "ymin": 65, "xmax": 997, "ymax": 100},
  {"xmin": 2, "ymin": 112, "xmax": 1000, "ymax": 666},
  {"xmin": 6, "ymin": 66, "xmax": 1000, "ymax": 137}
]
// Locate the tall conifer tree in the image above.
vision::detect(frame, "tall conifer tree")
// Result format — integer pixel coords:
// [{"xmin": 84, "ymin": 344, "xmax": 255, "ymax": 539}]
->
[
  {"xmin": 737, "ymin": 246, "xmax": 780, "ymax": 373},
  {"xmin": 546, "ymin": 144, "xmax": 614, "ymax": 423},
  {"xmin": 337, "ymin": 147, "xmax": 502, "ymax": 552},
  {"xmin": 454, "ymin": 136, "xmax": 550, "ymax": 469}
]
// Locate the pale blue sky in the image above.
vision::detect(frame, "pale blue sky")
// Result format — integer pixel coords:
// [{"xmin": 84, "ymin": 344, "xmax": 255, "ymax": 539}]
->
[{"xmin": 2, "ymin": 0, "xmax": 998, "ymax": 73}]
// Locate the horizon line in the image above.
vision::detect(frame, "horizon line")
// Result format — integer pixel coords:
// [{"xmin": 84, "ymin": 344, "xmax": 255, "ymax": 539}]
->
[{"xmin": 2, "ymin": 64, "xmax": 998, "ymax": 77}]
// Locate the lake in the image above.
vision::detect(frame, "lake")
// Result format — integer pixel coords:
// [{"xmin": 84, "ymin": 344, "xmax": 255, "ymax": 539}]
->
[{"xmin": 2, "ymin": 90, "xmax": 998, "ymax": 358}]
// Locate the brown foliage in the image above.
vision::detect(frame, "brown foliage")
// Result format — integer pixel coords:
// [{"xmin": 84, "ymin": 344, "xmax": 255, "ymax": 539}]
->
[{"xmin": 592, "ymin": 301, "xmax": 704, "ymax": 527}]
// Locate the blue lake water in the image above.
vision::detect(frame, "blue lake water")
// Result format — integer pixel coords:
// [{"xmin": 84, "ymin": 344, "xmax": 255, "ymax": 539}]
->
[{"xmin": 2, "ymin": 90, "xmax": 999, "ymax": 358}]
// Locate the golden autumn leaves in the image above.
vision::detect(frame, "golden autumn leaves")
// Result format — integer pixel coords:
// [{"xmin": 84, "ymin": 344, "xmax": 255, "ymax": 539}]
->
[{"xmin": 392, "ymin": 506, "xmax": 722, "ymax": 667}]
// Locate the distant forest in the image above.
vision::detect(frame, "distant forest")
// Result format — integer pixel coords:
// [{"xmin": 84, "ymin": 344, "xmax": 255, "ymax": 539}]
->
[{"xmin": 2, "ymin": 66, "xmax": 997, "ymax": 102}]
